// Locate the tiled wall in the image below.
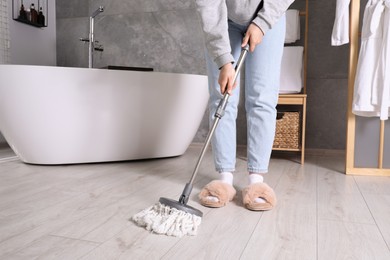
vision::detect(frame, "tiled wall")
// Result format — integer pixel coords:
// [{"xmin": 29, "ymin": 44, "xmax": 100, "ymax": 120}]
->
[
  {"xmin": 56, "ymin": 0, "xmax": 206, "ymax": 74},
  {"xmin": 0, "ymin": 0, "xmax": 10, "ymax": 64},
  {"xmin": 56, "ymin": 0, "xmax": 349, "ymax": 150},
  {"xmin": 305, "ymin": 0, "xmax": 349, "ymax": 149}
]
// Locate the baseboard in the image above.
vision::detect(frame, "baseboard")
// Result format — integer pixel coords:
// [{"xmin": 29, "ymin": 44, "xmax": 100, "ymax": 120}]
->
[
  {"xmin": 304, "ymin": 148, "xmax": 345, "ymax": 156},
  {"xmin": 190, "ymin": 143, "xmax": 345, "ymax": 157}
]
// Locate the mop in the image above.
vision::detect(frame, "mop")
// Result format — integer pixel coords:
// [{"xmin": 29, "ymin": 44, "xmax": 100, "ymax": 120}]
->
[{"xmin": 131, "ymin": 45, "xmax": 249, "ymax": 237}]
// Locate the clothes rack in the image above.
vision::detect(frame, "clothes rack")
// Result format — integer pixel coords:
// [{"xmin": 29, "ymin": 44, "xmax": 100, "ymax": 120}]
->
[{"xmin": 345, "ymin": 0, "xmax": 390, "ymax": 175}]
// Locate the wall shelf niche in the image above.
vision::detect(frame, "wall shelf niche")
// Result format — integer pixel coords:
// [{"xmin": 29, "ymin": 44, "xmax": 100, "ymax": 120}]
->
[{"xmin": 12, "ymin": 0, "xmax": 48, "ymax": 28}]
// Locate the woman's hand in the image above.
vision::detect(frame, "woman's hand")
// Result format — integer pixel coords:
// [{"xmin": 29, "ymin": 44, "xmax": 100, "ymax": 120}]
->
[
  {"xmin": 241, "ymin": 23, "xmax": 264, "ymax": 52},
  {"xmin": 218, "ymin": 63, "xmax": 236, "ymax": 95},
  {"xmin": 218, "ymin": 23, "xmax": 264, "ymax": 95}
]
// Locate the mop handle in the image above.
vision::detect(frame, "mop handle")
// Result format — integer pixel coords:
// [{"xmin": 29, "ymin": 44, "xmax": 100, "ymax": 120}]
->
[{"xmin": 179, "ymin": 45, "xmax": 249, "ymax": 205}]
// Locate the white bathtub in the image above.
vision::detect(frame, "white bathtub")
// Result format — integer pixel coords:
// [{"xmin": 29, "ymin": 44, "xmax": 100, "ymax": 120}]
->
[{"xmin": 0, "ymin": 65, "xmax": 209, "ymax": 165}]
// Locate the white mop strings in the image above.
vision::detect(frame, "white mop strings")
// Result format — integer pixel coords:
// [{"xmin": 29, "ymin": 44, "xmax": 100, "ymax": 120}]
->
[{"xmin": 131, "ymin": 202, "xmax": 202, "ymax": 237}]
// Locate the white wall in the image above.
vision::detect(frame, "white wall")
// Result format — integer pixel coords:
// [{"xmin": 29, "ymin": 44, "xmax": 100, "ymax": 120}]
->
[
  {"xmin": 8, "ymin": 0, "xmax": 56, "ymax": 65},
  {"xmin": 0, "ymin": 0, "xmax": 56, "ymax": 146}
]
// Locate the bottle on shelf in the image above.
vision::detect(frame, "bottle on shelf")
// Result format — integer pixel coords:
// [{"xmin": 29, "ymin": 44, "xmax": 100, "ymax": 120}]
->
[
  {"xmin": 19, "ymin": 1, "xmax": 27, "ymax": 20},
  {"xmin": 26, "ymin": 7, "xmax": 31, "ymax": 21},
  {"xmin": 30, "ymin": 3, "xmax": 38, "ymax": 23},
  {"xmin": 37, "ymin": 7, "xmax": 45, "ymax": 26}
]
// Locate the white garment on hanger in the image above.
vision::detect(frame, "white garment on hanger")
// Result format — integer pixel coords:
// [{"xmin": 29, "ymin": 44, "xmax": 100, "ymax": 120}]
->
[
  {"xmin": 331, "ymin": 0, "xmax": 351, "ymax": 46},
  {"xmin": 353, "ymin": 0, "xmax": 390, "ymax": 120},
  {"xmin": 372, "ymin": 1, "xmax": 390, "ymax": 120}
]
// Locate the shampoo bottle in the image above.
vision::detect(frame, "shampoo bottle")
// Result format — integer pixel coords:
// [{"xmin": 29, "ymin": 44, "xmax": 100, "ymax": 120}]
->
[
  {"xmin": 30, "ymin": 3, "xmax": 38, "ymax": 23},
  {"xmin": 37, "ymin": 7, "xmax": 45, "ymax": 26},
  {"xmin": 19, "ymin": 2, "xmax": 27, "ymax": 20}
]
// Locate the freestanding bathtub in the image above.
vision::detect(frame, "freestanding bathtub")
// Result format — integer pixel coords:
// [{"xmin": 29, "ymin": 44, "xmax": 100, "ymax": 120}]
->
[{"xmin": 0, "ymin": 65, "xmax": 209, "ymax": 165}]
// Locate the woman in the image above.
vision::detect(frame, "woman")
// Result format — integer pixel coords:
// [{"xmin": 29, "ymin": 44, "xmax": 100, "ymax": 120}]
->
[{"xmin": 195, "ymin": 0, "xmax": 294, "ymax": 210}]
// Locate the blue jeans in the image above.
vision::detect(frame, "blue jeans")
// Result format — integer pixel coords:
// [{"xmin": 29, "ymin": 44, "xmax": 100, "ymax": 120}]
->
[{"xmin": 206, "ymin": 15, "xmax": 286, "ymax": 174}]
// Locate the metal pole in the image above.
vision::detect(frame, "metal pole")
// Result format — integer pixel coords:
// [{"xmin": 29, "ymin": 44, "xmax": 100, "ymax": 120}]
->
[
  {"xmin": 178, "ymin": 45, "xmax": 249, "ymax": 204},
  {"xmin": 88, "ymin": 17, "xmax": 94, "ymax": 68}
]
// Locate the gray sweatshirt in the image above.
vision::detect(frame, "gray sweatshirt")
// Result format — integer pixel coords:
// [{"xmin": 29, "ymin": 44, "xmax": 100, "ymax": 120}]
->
[{"xmin": 195, "ymin": 0, "xmax": 294, "ymax": 68}]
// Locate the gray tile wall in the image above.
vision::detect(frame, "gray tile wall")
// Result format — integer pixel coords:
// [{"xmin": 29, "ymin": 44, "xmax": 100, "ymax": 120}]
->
[
  {"xmin": 384, "ymin": 120, "xmax": 390, "ymax": 168},
  {"xmin": 56, "ymin": 0, "xmax": 349, "ymax": 150},
  {"xmin": 56, "ymin": 0, "xmax": 206, "ymax": 74},
  {"xmin": 305, "ymin": 0, "xmax": 349, "ymax": 149}
]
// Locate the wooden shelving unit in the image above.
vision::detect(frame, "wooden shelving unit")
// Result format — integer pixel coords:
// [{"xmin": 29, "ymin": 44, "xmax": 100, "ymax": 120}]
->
[{"xmin": 273, "ymin": 0, "xmax": 308, "ymax": 165}]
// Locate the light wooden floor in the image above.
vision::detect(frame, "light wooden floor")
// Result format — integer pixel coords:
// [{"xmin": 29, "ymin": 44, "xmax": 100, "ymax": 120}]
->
[{"xmin": 0, "ymin": 144, "xmax": 390, "ymax": 260}]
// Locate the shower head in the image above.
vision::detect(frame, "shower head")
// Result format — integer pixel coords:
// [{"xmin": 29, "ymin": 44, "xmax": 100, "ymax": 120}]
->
[{"xmin": 91, "ymin": 6, "xmax": 104, "ymax": 18}]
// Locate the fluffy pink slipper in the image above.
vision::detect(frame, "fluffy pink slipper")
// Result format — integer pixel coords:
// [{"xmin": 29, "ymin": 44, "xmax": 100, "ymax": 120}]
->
[
  {"xmin": 242, "ymin": 182, "xmax": 277, "ymax": 211},
  {"xmin": 198, "ymin": 180, "xmax": 236, "ymax": 208}
]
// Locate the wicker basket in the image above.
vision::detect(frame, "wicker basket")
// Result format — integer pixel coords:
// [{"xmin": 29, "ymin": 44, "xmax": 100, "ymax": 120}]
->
[{"xmin": 273, "ymin": 111, "xmax": 300, "ymax": 149}]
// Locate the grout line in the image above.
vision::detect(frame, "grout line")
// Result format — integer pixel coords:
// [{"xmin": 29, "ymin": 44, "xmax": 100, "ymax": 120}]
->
[
  {"xmin": 238, "ymin": 158, "xmax": 286, "ymax": 259},
  {"xmin": 238, "ymin": 212, "xmax": 264, "ymax": 260},
  {"xmin": 77, "ymin": 242, "xmax": 102, "ymax": 260},
  {"xmin": 48, "ymin": 234, "xmax": 100, "ymax": 245},
  {"xmin": 353, "ymin": 176, "xmax": 390, "ymax": 252},
  {"xmin": 316, "ymin": 218, "xmax": 379, "ymax": 226},
  {"xmin": 0, "ymin": 156, "xmax": 19, "ymax": 163}
]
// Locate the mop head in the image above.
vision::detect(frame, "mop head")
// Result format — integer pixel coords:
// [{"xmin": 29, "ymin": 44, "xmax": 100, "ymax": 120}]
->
[{"xmin": 131, "ymin": 202, "xmax": 202, "ymax": 237}]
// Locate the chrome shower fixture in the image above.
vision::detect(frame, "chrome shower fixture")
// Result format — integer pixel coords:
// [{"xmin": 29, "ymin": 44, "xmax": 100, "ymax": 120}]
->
[{"xmin": 91, "ymin": 6, "xmax": 104, "ymax": 18}]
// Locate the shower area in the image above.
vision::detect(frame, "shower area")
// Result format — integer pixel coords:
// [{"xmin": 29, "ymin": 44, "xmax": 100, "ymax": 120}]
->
[
  {"xmin": 55, "ymin": 0, "xmax": 207, "ymax": 74},
  {"xmin": 79, "ymin": 5, "xmax": 104, "ymax": 68},
  {"xmin": 55, "ymin": 0, "xmax": 209, "ymax": 144}
]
